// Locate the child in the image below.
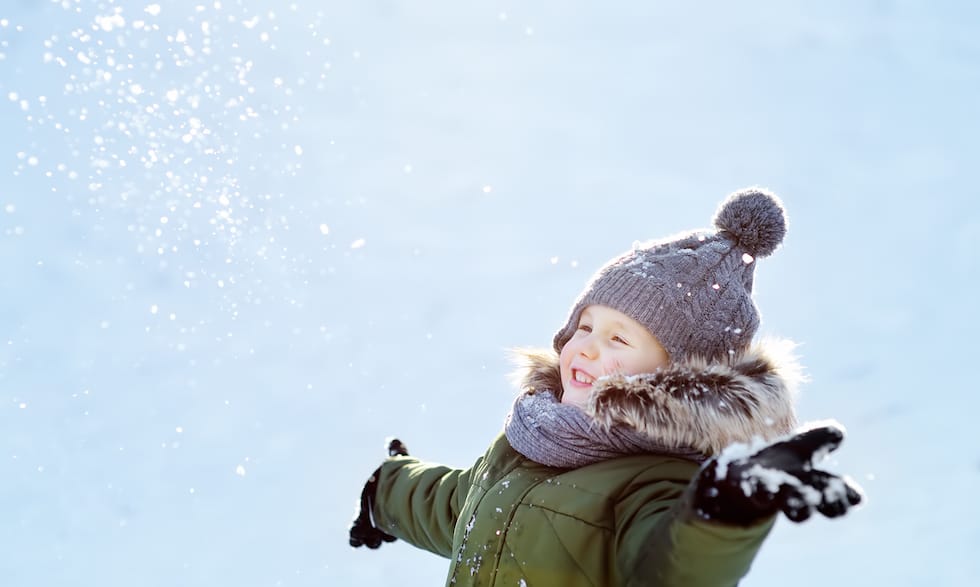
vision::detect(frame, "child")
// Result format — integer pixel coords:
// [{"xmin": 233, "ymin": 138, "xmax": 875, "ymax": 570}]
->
[{"xmin": 349, "ymin": 188, "xmax": 862, "ymax": 586}]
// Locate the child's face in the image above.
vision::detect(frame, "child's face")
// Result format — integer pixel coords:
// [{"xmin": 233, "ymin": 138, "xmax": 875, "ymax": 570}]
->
[{"xmin": 558, "ymin": 305, "xmax": 670, "ymax": 408}]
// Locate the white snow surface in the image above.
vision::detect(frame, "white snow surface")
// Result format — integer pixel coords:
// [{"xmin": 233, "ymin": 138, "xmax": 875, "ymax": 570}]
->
[{"xmin": 1, "ymin": 1, "xmax": 979, "ymax": 586}]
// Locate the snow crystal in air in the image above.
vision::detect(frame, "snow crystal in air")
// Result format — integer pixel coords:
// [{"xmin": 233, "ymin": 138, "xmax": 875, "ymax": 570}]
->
[
  {"xmin": 144, "ymin": 4, "xmax": 162, "ymax": 17},
  {"xmin": 94, "ymin": 13, "xmax": 125, "ymax": 32}
]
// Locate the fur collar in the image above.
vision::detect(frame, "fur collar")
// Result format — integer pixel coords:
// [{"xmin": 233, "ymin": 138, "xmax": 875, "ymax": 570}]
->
[{"xmin": 511, "ymin": 340, "xmax": 801, "ymax": 457}]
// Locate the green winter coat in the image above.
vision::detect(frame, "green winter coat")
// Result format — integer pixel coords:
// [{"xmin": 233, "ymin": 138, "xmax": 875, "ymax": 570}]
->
[{"xmin": 374, "ymin": 342, "xmax": 800, "ymax": 586}]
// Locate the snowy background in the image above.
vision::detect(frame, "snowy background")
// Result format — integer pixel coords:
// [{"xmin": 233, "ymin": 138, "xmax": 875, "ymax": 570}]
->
[{"xmin": 1, "ymin": 1, "xmax": 978, "ymax": 585}]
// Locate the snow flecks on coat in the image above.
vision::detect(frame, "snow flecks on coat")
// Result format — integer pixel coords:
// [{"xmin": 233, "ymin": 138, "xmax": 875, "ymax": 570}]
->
[{"xmin": 512, "ymin": 338, "xmax": 802, "ymax": 457}]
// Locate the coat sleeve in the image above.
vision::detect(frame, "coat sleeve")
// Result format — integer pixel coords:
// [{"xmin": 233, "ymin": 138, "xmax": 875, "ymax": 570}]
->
[
  {"xmin": 615, "ymin": 462, "xmax": 776, "ymax": 587},
  {"xmin": 372, "ymin": 453, "xmax": 483, "ymax": 559}
]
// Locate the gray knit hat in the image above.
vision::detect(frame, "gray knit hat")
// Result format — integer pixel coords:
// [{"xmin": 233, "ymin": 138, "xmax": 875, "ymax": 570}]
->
[{"xmin": 553, "ymin": 188, "xmax": 787, "ymax": 363}]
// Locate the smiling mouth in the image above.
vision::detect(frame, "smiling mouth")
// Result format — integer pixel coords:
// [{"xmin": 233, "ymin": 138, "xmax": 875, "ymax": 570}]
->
[{"xmin": 572, "ymin": 369, "xmax": 595, "ymax": 385}]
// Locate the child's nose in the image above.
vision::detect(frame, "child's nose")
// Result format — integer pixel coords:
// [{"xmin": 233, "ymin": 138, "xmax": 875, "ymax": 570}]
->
[{"xmin": 579, "ymin": 335, "xmax": 599, "ymax": 359}]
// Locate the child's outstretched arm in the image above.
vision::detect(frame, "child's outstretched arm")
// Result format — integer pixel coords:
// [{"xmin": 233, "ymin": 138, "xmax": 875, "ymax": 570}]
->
[
  {"xmin": 349, "ymin": 437, "xmax": 483, "ymax": 558},
  {"xmin": 618, "ymin": 423, "xmax": 862, "ymax": 586}
]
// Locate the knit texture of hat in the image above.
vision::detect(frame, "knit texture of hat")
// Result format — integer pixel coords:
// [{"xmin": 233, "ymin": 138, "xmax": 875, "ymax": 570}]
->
[{"xmin": 553, "ymin": 188, "xmax": 787, "ymax": 363}]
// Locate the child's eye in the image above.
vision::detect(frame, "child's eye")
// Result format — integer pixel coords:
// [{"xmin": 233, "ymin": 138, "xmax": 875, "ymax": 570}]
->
[
  {"xmin": 612, "ymin": 335, "xmax": 629, "ymax": 345},
  {"xmin": 577, "ymin": 324, "xmax": 592, "ymax": 333}
]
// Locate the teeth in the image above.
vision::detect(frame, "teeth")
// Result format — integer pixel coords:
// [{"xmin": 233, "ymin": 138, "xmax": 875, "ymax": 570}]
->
[{"xmin": 574, "ymin": 370, "xmax": 594, "ymax": 384}]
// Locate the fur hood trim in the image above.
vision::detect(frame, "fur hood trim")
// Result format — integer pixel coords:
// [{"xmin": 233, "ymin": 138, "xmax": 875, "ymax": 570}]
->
[{"xmin": 510, "ymin": 339, "xmax": 801, "ymax": 457}]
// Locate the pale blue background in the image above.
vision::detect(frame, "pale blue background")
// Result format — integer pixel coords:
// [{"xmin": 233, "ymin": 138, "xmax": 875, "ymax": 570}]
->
[{"xmin": 1, "ymin": 1, "xmax": 978, "ymax": 585}]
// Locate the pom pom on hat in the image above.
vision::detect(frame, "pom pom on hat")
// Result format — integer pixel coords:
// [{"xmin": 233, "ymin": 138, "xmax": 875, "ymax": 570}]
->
[{"xmin": 713, "ymin": 188, "xmax": 787, "ymax": 258}]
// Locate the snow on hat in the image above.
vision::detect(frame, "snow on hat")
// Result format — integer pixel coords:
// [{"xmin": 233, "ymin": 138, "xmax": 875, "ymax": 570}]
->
[{"xmin": 553, "ymin": 187, "xmax": 787, "ymax": 363}]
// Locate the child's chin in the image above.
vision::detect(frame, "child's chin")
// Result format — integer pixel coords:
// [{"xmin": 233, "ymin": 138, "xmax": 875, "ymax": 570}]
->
[{"xmin": 560, "ymin": 388, "xmax": 590, "ymax": 408}]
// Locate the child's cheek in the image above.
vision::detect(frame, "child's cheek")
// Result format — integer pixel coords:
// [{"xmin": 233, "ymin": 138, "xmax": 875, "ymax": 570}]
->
[
  {"xmin": 597, "ymin": 362, "xmax": 613, "ymax": 378},
  {"xmin": 602, "ymin": 358, "xmax": 627, "ymax": 377}
]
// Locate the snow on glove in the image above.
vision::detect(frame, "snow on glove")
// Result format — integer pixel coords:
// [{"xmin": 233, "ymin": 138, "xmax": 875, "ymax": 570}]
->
[
  {"xmin": 348, "ymin": 438, "xmax": 409, "ymax": 549},
  {"xmin": 694, "ymin": 422, "xmax": 863, "ymax": 526}
]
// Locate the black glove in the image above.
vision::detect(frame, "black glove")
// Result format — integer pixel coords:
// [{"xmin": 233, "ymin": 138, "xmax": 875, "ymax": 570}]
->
[
  {"xmin": 348, "ymin": 438, "xmax": 409, "ymax": 549},
  {"xmin": 694, "ymin": 422, "xmax": 863, "ymax": 526}
]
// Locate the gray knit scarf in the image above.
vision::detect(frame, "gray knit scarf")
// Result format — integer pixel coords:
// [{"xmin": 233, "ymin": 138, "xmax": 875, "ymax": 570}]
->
[{"xmin": 504, "ymin": 390, "xmax": 706, "ymax": 468}]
